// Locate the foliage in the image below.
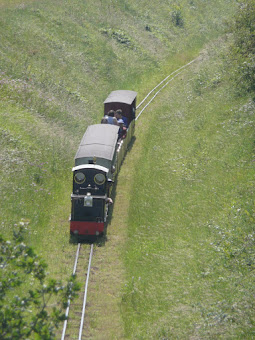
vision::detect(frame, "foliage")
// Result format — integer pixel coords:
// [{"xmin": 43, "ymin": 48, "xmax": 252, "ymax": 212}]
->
[
  {"xmin": 229, "ymin": 0, "xmax": 255, "ymax": 94},
  {"xmin": 0, "ymin": 225, "xmax": 79, "ymax": 340},
  {"xmin": 100, "ymin": 28, "xmax": 134, "ymax": 48},
  {"xmin": 171, "ymin": 4, "xmax": 184, "ymax": 27}
]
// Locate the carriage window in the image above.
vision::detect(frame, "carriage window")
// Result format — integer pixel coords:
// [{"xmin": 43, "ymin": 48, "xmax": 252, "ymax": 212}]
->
[
  {"xmin": 94, "ymin": 173, "xmax": 106, "ymax": 185},
  {"xmin": 74, "ymin": 172, "xmax": 86, "ymax": 184}
]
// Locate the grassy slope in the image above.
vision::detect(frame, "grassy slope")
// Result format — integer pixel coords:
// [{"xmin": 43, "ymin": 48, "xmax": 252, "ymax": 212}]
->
[
  {"xmin": 121, "ymin": 42, "xmax": 255, "ymax": 338},
  {"xmin": 1, "ymin": 0, "xmax": 251, "ymax": 339}
]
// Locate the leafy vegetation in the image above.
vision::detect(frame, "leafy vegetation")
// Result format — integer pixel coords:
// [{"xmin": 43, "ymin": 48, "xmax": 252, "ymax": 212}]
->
[
  {"xmin": 171, "ymin": 4, "xmax": 184, "ymax": 27},
  {"xmin": 100, "ymin": 28, "xmax": 135, "ymax": 48},
  {"xmin": 0, "ymin": 226, "xmax": 79, "ymax": 339},
  {"xmin": 229, "ymin": 0, "xmax": 255, "ymax": 94}
]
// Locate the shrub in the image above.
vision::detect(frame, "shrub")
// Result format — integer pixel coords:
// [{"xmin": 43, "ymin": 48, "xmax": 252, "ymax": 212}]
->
[
  {"xmin": 229, "ymin": 0, "xmax": 255, "ymax": 94},
  {"xmin": 0, "ymin": 225, "xmax": 79, "ymax": 340},
  {"xmin": 100, "ymin": 28, "xmax": 134, "ymax": 48},
  {"xmin": 171, "ymin": 5, "xmax": 184, "ymax": 27}
]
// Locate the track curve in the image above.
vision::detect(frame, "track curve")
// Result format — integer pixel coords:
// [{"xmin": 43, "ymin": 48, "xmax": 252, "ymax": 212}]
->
[{"xmin": 136, "ymin": 57, "xmax": 198, "ymax": 121}]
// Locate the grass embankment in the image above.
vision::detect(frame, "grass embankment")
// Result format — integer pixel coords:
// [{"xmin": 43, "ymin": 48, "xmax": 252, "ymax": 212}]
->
[{"xmin": 121, "ymin": 42, "xmax": 255, "ymax": 338}]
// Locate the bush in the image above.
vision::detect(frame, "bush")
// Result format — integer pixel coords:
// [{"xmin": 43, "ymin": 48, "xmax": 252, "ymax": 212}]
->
[
  {"xmin": 229, "ymin": 0, "xmax": 255, "ymax": 94},
  {"xmin": 0, "ymin": 226, "xmax": 79, "ymax": 340},
  {"xmin": 171, "ymin": 5, "xmax": 184, "ymax": 27},
  {"xmin": 100, "ymin": 28, "xmax": 134, "ymax": 48}
]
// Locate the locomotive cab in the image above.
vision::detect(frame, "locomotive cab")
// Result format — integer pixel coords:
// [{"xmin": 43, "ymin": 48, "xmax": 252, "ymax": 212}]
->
[{"xmin": 70, "ymin": 124, "xmax": 119, "ymax": 236}]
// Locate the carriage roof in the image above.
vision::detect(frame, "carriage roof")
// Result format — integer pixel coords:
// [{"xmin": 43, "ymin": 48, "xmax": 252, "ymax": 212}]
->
[
  {"xmin": 103, "ymin": 90, "xmax": 137, "ymax": 105},
  {"xmin": 75, "ymin": 124, "xmax": 119, "ymax": 162}
]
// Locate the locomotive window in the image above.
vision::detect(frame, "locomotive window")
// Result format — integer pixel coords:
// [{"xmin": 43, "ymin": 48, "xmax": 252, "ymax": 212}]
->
[
  {"xmin": 94, "ymin": 173, "xmax": 106, "ymax": 185},
  {"xmin": 74, "ymin": 172, "xmax": 86, "ymax": 184}
]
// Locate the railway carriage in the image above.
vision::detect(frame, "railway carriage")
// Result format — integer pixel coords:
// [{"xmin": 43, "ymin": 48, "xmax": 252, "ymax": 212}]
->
[{"xmin": 70, "ymin": 90, "xmax": 137, "ymax": 237}]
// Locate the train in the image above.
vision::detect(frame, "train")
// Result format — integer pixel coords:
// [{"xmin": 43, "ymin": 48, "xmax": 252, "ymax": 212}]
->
[{"xmin": 70, "ymin": 90, "xmax": 137, "ymax": 237}]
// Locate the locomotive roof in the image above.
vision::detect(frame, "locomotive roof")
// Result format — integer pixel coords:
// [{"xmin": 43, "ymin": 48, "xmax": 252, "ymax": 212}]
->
[
  {"xmin": 103, "ymin": 90, "xmax": 137, "ymax": 105},
  {"xmin": 75, "ymin": 124, "xmax": 119, "ymax": 162},
  {"xmin": 72, "ymin": 164, "xmax": 109, "ymax": 173}
]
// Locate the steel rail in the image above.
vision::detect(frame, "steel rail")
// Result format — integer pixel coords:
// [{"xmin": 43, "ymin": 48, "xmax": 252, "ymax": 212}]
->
[
  {"xmin": 61, "ymin": 243, "xmax": 81, "ymax": 340},
  {"xmin": 78, "ymin": 244, "xmax": 94, "ymax": 340},
  {"xmin": 136, "ymin": 57, "xmax": 198, "ymax": 121}
]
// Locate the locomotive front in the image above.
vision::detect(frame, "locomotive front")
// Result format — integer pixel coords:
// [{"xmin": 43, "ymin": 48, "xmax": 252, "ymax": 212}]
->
[
  {"xmin": 70, "ymin": 164, "xmax": 109, "ymax": 236},
  {"xmin": 70, "ymin": 124, "xmax": 119, "ymax": 237}
]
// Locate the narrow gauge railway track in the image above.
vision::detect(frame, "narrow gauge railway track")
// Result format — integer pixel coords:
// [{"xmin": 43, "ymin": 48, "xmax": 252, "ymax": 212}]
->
[
  {"xmin": 61, "ymin": 57, "xmax": 198, "ymax": 339},
  {"xmin": 135, "ymin": 57, "xmax": 198, "ymax": 121},
  {"xmin": 61, "ymin": 244, "xmax": 93, "ymax": 340}
]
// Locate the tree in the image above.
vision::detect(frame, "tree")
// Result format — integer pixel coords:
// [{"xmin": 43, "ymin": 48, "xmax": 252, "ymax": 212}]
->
[{"xmin": 0, "ymin": 226, "xmax": 79, "ymax": 339}]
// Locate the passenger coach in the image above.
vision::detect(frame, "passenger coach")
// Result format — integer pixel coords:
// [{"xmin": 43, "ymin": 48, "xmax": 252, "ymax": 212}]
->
[{"xmin": 70, "ymin": 90, "xmax": 137, "ymax": 237}]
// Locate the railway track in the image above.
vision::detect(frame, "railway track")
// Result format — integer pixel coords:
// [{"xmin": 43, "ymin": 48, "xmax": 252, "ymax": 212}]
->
[
  {"xmin": 61, "ymin": 243, "xmax": 93, "ymax": 340},
  {"xmin": 61, "ymin": 56, "xmax": 198, "ymax": 339},
  {"xmin": 135, "ymin": 57, "xmax": 198, "ymax": 121}
]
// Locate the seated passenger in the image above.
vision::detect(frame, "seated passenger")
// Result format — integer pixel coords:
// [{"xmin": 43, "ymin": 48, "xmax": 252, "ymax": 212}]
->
[
  {"xmin": 101, "ymin": 116, "xmax": 108, "ymax": 124},
  {"xmin": 118, "ymin": 119, "xmax": 127, "ymax": 140},
  {"xmin": 107, "ymin": 110, "xmax": 118, "ymax": 125},
  {"xmin": 115, "ymin": 109, "xmax": 128, "ymax": 127}
]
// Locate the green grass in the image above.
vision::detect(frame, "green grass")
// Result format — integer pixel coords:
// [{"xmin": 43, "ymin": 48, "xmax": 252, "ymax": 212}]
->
[
  {"xmin": 121, "ymin": 40, "xmax": 255, "ymax": 338},
  {"xmin": 0, "ymin": 101, "xmax": 72, "ymax": 229},
  {"xmin": 0, "ymin": 0, "xmax": 248, "ymax": 338}
]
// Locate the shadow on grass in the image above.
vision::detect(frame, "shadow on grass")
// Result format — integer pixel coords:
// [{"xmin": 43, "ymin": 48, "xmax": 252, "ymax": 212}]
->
[{"xmin": 127, "ymin": 135, "xmax": 136, "ymax": 154}]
